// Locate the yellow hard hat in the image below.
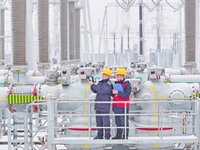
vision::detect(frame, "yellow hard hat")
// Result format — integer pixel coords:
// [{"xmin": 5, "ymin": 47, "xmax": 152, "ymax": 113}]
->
[
  {"xmin": 102, "ymin": 68, "xmax": 112, "ymax": 77},
  {"xmin": 116, "ymin": 68, "xmax": 127, "ymax": 76}
]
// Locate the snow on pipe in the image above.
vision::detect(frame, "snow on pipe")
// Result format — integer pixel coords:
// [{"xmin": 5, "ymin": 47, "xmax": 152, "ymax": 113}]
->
[
  {"xmin": 75, "ymin": 8, "xmax": 80, "ymax": 60},
  {"xmin": 169, "ymin": 75, "xmax": 200, "ymax": 83},
  {"xmin": 60, "ymin": 0, "xmax": 68, "ymax": 62},
  {"xmin": 69, "ymin": 2, "xmax": 76, "ymax": 60},
  {"xmin": 11, "ymin": 0, "xmax": 26, "ymax": 66},
  {"xmin": 185, "ymin": 0, "xmax": 196, "ymax": 63},
  {"xmin": 0, "ymin": 10, "xmax": 4, "ymax": 60},
  {"xmin": 38, "ymin": 0, "xmax": 49, "ymax": 63}
]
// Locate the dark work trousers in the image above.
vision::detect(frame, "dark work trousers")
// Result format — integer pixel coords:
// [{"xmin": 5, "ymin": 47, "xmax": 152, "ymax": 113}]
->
[
  {"xmin": 95, "ymin": 110, "xmax": 111, "ymax": 138},
  {"xmin": 113, "ymin": 106, "xmax": 129, "ymax": 138}
]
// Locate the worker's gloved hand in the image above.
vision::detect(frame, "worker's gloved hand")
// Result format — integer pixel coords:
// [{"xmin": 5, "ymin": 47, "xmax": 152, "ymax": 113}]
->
[
  {"xmin": 112, "ymin": 89, "xmax": 118, "ymax": 95},
  {"xmin": 89, "ymin": 80, "xmax": 94, "ymax": 85},
  {"xmin": 88, "ymin": 76, "xmax": 95, "ymax": 83}
]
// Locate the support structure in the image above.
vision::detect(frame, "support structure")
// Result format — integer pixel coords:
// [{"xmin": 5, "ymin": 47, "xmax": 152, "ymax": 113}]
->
[{"xmin": 25, "ymin": 99, "xmax": 200, "ymax": 150}]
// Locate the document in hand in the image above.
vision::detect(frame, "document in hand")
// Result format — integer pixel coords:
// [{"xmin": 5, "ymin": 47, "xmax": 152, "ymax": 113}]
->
[{"xmin": 113, "ymin": 84, "xmax": 124, "ymax": 92}]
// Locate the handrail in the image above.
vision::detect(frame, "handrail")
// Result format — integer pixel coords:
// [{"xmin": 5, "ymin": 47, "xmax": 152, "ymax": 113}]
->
[{"xmin": 23, "ymin": 98, "xmax": 200, "ymax": 149}]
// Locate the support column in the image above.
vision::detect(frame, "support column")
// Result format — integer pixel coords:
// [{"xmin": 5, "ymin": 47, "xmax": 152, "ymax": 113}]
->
[
  {"xmin": 38, "ymin": 0, "xmax": 49, "ymax": 64},
  {"xmin": 26, "ymin": 0, "xmax": 35, "ymax": 70},
  {"xmin": 69, "ymin": 1, "xmax": 76, "ymax": 60},
  {"xmin": 185, "ymin": 0, "xmax": 196, "ymax": 63},
  {"xmin": 75, "ymin": 7, "xmax": 81, "ymax": 60},
  {"xmin": 184, "ymin": 0, "xmax": 198, "ymax": 74},
  {"xmin": 197, "ymin": 0, "xmax": 200, "ymax": 69},
  {"xmin": 38, "ymin": 0, "xmax": 49, "ymax": 75},
  {"xmin": 139, "ymin": 3, "xmax": 143, "ymax": 56},
  {"xmin": 0, "ymin": 9, "xmax": 4, "ymax": 61},
  {"xmin": 60, "ymin": 0, "xmax": 68, "ymax": 62}
]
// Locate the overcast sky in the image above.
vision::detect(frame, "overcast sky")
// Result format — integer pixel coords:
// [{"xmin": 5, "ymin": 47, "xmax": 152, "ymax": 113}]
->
[
  {"xmin": 89, "ymin": 0, "xmax": 115, "ymax": 31},
  {"xmin": 87, "ymin": 0, "xmax": 184, "ymax": 55}
]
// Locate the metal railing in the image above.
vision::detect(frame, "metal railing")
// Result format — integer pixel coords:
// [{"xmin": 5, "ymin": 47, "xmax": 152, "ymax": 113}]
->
[
  {"xmin": 23, "ymin": 98, "xmax": 200, "ymax": 150},
  {"xmin": 0, "ymin": 107, "xmax": 7, "ymax": 138}
]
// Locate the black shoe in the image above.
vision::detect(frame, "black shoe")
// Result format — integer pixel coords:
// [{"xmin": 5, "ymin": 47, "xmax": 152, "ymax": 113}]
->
[
  {"xmin": 122, "ymin": 136, "xmax": 128, "ymax": 140},
  {"xmin": 111, "ymin": 136, "xmax": 122, "ymax": 140},
  {"xmin": 105, "ymin": 136, "xmax": 110, "ymax": 140},
  {"xmin": 94, "ymin": 136, "xmax": 103, "ymax": 140}
]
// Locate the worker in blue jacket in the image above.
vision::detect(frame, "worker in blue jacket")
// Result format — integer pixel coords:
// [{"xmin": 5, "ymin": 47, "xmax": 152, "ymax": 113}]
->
[{"xmin": 90, "ymin": 69, "xmax": 113, "ymax": 140}]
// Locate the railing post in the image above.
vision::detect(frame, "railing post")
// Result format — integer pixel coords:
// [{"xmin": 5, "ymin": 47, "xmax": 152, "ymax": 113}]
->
[
  {"xmin": 157, "ymin": 100, "xmax": 160, "ymax": 136},
  {"xmin": 47, "ymin": 99, "xmax": 55, "ymax": 150},
  {"xmin": 0, "ymin": 108, "xmax": 2, "ymax": 139},
  {"xmin": 160, "ymin": 101, "xmax": 163, "ymax": 139},
  {"xmin": 88, "ymin": 99, "xmax": 91, "ymax": 139},
  {"xmin": 125, "ymin": 100, "xmax": 127, "ymax": 140},
  {"xmin": 7, "ymin": 111, "xmax": 11, "ymax": 150},
  {"xmin": 196, "ymin": 98, "xmax": 200, "ymax": 148},
  {"xmin": 24, "ymin": 105, "xmax": 30, "ymax": 150}
]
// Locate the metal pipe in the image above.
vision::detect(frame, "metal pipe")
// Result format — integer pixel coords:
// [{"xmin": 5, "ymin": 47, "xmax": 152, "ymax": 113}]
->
[
  {"xmin": 86, "ymin": 0, "xmax": 95, "ymax": 63},
  {"xmin": 38, "ymin": 0, "xmax": 49, "ymax": 63},
  {"xmin": 98, "ymin": 7, "xmax": 107, "ymax": 54},
  {"xmin": 113, "ymin": 33, "xmax": 116, "ymax": 54},
  {"xmin": 51, "ymin": 3, "xmax": 59, "ymax": 64},
  {"xmin": 178, "ymin": 8, "xmax": 184, "ymax": 66},
  {"xmin": 121, "ymin": 35, "xmax": 123, "ymax": 53},
  {"xmin": 26, "ymin": 0, "xmax": 35, "ymax": 70},
  {"xmin": 156, "ymin": 3, "xmax": 161, "ymax": 67},
  {"xmin": 127, "ymin": 27, "xmax": 130, "ymax": 50},
  {"xmin": 168, "ymin": 75, "xmax": 200, "ymax": 83},
  {"xmin": 60, "ymin": 0, "xmax": 68, "ymax": 62},
  {"xmin": 11, "ymin": 0, "xmax": 27, "ymax": 66},
  {"xmin": 113, "ymin": 33, "xmax": 116, "ymax": 66},
  {"xmin": 81, "ymin": 0, "xmax": 90, "ymax": 62},
  {"xmin": 105, "ymin": 7, "xmax": 108, "ymax": 67}
]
